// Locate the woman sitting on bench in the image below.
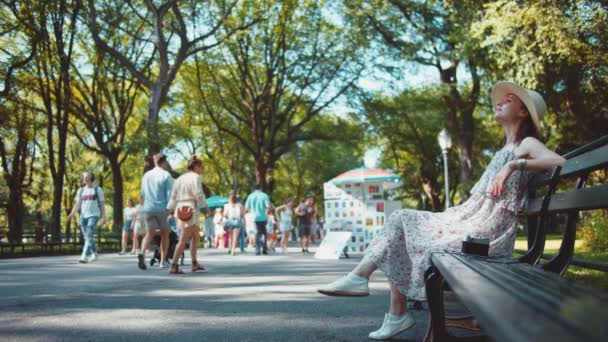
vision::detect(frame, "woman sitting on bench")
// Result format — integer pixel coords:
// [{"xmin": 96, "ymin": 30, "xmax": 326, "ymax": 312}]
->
[{"xmin": 317, "ymin": 81, "xmax": 566, "ymax": 340}]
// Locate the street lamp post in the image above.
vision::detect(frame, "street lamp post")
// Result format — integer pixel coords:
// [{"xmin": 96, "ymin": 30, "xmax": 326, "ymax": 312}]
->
[{"xmin": 437, "ymin": 128, "xmax": 452, "ymax": 209}]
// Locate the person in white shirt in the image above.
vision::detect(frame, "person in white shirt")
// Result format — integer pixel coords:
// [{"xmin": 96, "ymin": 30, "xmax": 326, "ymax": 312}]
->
[
  {"xmin": 67, "ymin": 172, "xmax": 106, "ymax": 263},
  {"xmin": 166, "ymin": 155, "xmax": 209, "ymax": 274},
  {"xmin": 213, "ymin": 208, "xmax": 226, "ymax": 249},
  {"xmin": 119, "ymin": 198, "xmax": 137, "ymax": 255},
  {"xmin": 223, "ymin": 191, "xmax": 245, "ymax": 256},
  {"xmin": 244, "ymin": 211, "xmax": 255, "ymax": 249}
]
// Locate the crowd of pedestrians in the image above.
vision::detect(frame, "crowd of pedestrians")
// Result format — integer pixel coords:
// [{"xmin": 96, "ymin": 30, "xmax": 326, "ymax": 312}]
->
[{"xmin": 68, "ymin": 153, "xmax": 322, "ymax": 272}]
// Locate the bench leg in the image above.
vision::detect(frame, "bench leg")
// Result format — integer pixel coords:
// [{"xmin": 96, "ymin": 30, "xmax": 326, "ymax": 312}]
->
[
  {"xmin": 424, "ymin": 266, "xmax": 487, "ymax": 342},
  {"xmin": 425, "ymin": 266, "xmax": 449, "ymax": 342}
]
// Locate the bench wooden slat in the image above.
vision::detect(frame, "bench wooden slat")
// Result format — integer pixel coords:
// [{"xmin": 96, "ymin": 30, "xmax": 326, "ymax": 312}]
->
[
  {"xmin": 559, "ymin": 144, "xmax": 608, "ymax": 179},
  {"xmin": 525, "ymin": 184, "xmax": 608, "ymax": 214},
  {"xmin": 431, "ymin": 252, "xmax": 608, "ymax": 342}
]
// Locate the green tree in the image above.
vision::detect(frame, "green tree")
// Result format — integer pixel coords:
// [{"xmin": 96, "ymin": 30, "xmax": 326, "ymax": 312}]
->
[
  {"xmin": 193, "ymin": 0, "xmax": 364, "ymax": 193},
  {"xmin": 85, "ymin": 0, "xmax": 257, "ymax": 158},
  {"xmin": 272, "ymin": 115, "xmax": 365, "ymax": 204},
  {"xmin": 344, "ymin": 0, "xmax": 488, "ymax": 196},
  {"xmin": 32, "ymin": 0, "xmax": 81, "ymax": 241},
  {"xmin": 70, "ymin": 48, "xmax": 145, "ymax": 230},
  {"xmin": 360, "ymin": 87, "xmax": 451, "ymax": 210},
  {"xmin": 0, "ymin": 93, "xmax": 39, "ymax": 242},
  {"xmin": 473, "ymin": 0, "xmax": 608, "ymax": 150}
]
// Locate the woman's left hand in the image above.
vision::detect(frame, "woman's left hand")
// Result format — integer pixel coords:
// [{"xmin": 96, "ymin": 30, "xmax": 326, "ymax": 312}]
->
[{"xmin": 490, "ymin": 161, "xmax": 517, "ymax": 197}]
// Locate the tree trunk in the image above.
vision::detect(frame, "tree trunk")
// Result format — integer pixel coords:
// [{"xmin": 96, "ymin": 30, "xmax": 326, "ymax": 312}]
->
[
  {"xmin": 254, "ymin": 158, "xmax": 276, "ymax": 194},
  {"xmin": 6, "ymin": 189, "xmax": 25, "ymax": 243},
  {"xmin": 50, "ymin": 173, "xmax": 65, "ymax": 241},
  {"xmin": 109, "ymin": 156, "xmax": 124, "ymax": 231},
  {"xmin": 147, "ymin": 84, "xmax": 163, "ymax": 154}
]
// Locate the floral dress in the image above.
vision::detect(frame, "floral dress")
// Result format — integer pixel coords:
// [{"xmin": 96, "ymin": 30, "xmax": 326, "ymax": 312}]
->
[{"xmin": 366, "ymin": 145, "xmax": 530, "ymax": 300}]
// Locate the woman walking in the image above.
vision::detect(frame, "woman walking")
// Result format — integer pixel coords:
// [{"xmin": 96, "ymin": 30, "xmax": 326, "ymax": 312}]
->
[
  {"xmin": 275, "ymin": 199, "xmax": 295, "ymax": 253},
  {"xmin": 317, "ymin": 81, "xmax": 566, "ymax": 340},
  {"xmin": 224, "ymin": 191, "xmax": 245, "ymax": 255},
  {"xmin": 119, "ymin": 198, "xmax": 137, "ymax": 255},
  {"xmin": 166, "ymin": 155, "xmax": 209, "ymax": 274},
  {"xmin": 213, "ymin": 208, "xmax": 226, "ymax": 249}
]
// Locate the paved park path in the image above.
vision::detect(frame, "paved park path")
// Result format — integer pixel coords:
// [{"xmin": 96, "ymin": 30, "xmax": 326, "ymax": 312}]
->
[{"xmin": 1, "ymin": 247, "xmax": 438, "ymax": 342}]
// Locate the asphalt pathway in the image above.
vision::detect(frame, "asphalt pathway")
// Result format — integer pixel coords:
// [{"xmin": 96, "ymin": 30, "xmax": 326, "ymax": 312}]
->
[{"xmin": 0, "ymin": 247, "xmax": 446, "ymax": 342}]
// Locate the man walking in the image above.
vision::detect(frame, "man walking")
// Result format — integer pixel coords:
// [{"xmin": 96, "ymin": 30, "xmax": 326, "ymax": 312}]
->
[
  {"xmin": 67, "ymin": 172, "xmax": 106, "ymax": 263},
  {"xmin": 245, "ymin": 184, "xmax": 271, "ymax": 255},
  {"xmin": 137, "ymin": 153, "xmax": 173, "ymax": 270}
]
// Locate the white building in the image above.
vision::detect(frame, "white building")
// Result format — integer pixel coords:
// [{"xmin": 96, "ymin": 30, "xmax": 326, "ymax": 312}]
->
[{"xmin": 323, "ymin": 167, "xmax": 402, "ymax": 253}]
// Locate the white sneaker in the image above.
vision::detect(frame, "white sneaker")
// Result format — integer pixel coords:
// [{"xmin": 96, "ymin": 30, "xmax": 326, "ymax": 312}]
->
[
  {"xmin": 368, "ymin": 313, "xmax": 416, "ymax": 340},
  {"xmin": 159, "ymin": 261, "xmax": 170, "ymax": 269},
  {"xmin": 317, "ymin": 273, "xmax": 369, "ymax": 297},
  {"xmin": 88, "ymin": 253, "xmax": 97, "ymax": 262},
  {"xmin": 79, "ymin": 257, "xmax": 88, "ymax": 264}
]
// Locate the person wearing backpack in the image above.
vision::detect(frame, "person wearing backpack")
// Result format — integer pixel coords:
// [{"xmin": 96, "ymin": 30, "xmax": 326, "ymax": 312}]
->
[{"xmin": 67, "ymin": 172, "xmax": 106, "ymax": 263}]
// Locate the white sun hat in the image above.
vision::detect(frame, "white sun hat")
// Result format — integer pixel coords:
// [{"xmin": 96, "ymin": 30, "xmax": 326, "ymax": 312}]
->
[{"xmin": 491, "ymin": 81, "xmax": 547, "ymax": 134}]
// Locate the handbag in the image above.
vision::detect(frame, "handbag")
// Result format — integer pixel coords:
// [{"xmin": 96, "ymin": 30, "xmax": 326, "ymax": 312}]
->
[{"xmin": 177, "ymin": 206, "xmax": 194, "ymax": 221}]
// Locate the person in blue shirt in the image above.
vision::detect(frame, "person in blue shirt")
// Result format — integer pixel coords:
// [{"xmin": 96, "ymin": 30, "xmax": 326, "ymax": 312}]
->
[
  {"xmin": 137, "ymin": 153, "xmax": 174, "ymax": 270},
  {"xmin": 245, "ymin": 184, "xmax": 271, "ymax": 255}
]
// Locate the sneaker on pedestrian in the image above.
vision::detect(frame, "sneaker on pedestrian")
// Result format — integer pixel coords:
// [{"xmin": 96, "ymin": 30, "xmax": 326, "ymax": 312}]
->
[
  {"xmin": 129, "ymin": 250, "xmax": 136, "ymax": 255},
  {"xmin": 137, "ymin": 254, "xmax": 147, "ymax": 270},
  {"xmin": 317, "ymin": 273, "xmax": 370, "ymax": 297},
  {"xmin": 79, "ymin": 258, "xmax": 88, "ymax": 264},
  {"xmin": 368, "ymin": 312, "xmax": 416, "ymax": 340},
  {"xmin": 118, "ymin": 250, "xmax": 126, "ymax": 255},
  {"xmin": 159, "ymin": 260, "xmax": 170, "ymax": 269},
  {"xmin": 88, "ymin": 253, "xmax": 97, "ymax": 262}
]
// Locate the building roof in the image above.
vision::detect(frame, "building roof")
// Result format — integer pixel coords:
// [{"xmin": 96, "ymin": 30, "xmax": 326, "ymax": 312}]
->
[{"xmin": 328, "ymin": 167, "xmax": 401, "ymax": 186}]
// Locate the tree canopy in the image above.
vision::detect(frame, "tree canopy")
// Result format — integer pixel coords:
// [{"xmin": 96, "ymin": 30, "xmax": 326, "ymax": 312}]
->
[{"xmin": 0, "ymin": 0, "xmax": 605, "ymax": 243}]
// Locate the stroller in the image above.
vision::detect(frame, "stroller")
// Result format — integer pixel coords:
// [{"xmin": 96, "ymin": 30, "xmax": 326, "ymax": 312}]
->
[{"xmin": 150, "ymin": 230, "xmax": 185, "ymax": 266}]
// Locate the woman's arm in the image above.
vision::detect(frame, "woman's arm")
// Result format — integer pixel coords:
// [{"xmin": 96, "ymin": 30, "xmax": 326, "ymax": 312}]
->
[
  {"xmin": 515, "ymin": 137, "xmax": 566, "ymax": 171},
  {"xmin": 275, "ymin": 204, "xmax": 285, "ymax": 219},
  {"xmin": 491, "ymin": 138, "xmax": 566, "ymax": 197}
]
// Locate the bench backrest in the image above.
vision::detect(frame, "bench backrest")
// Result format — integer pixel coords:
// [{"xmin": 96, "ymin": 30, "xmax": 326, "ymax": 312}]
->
[{"xmin": 520, "ymin": 135, "xmax": 608, "ymax": 273}]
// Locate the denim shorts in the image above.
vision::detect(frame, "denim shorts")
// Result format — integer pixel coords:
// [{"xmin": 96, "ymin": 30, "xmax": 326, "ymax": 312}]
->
[{"xmin": 122, "ymin": 220, "xmax": 133, "ymax": 232}]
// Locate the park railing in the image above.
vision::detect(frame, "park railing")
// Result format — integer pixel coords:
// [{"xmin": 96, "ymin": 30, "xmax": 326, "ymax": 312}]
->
[{"xmin": 0, "ymin": 234, "xmax": 121, "ymax": 259}]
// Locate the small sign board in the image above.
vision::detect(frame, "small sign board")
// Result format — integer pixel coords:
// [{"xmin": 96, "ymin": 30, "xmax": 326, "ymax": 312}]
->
[{"xmin": 314, "ymin": 231, "xmax": 353, "ymax": 260}]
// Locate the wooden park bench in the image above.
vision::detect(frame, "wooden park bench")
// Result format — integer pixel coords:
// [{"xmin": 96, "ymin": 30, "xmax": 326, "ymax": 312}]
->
[{"xmin": 424, "ymin": 135, "xmax": 608, "ymax": 342}]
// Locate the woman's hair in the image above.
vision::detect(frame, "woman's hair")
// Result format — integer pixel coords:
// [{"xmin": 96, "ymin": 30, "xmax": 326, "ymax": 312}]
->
[
  {"xmin": 229, "ymin": 191, "xmax": 237, "ymax": 204},
  {"xmin": 502, "ymin": 105, "xmax": 541, "ymax": 146},
  {"xmin": 285, "ymin": 198, "xmax": 293, "ymax": 205},
  {"xmin": 187, "ymin": 155, "xmax": 203, "ymax": 171}
]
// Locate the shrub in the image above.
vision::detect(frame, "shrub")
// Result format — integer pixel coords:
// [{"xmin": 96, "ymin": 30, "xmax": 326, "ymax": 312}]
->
[{"xmin": 579, "ymin": 210, "xmax": 608, "ymax": 252}]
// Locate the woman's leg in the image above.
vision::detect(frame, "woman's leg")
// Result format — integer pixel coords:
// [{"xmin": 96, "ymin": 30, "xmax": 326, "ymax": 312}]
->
[
  {"xmin": 352, "ymin": 254, "xmax": 379, "ymax": 279},
  {"xmin": 121, "ymin": 230, "xmax": 128, "ymax": 253},
  {"xmin": 389, "ymin": 283, "xmax": 407, "ymax": 315},
  {"xmin": 132, "ymin": 232, "xmax": 140, "ymax": 252},
  {"xmin": 282, "ymin": 231, "xmax": 291, "ymax": 251},
  {"xmin": 172, "ymin": 226, "xmax": 192, "ymax": 263},
  {"xmin": 231, "ymin": 228, "xmax": 239, "ymax": 252},
  {"xmin": 190, "ymin": 227, "xmax": 199, "ymax": 262}
]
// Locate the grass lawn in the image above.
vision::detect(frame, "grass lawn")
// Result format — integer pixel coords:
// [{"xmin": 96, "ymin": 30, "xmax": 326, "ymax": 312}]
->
[{"xmin": 514, "ymin": 234, "xmax": 608, "ymax": 291}]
